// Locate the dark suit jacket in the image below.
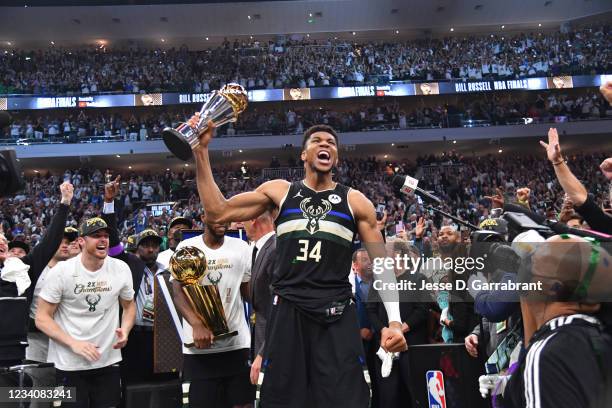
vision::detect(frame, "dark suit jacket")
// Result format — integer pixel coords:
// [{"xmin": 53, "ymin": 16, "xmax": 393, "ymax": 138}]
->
[
  {"xmin": 250, "ymin": 234, "xmax": 276, "ymax": 356},
  {"xmin": 102, "ymin": 210, "xmax": 146, "ymax": 298},
  {"xmin": 366, "ymin": 272, "xmax": 431, "ymax": 348}
]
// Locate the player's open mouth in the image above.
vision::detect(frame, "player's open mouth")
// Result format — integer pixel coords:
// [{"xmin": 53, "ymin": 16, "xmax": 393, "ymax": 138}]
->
[{"xmin": 317, "ymin": 150, "xmax": 331, "ymax": 164}]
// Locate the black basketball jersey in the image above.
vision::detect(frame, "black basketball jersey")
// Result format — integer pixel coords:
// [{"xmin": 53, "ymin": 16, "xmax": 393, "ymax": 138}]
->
[{"xmin": 272, "ymin": 181, "xmax": 356, "ymax": 317}]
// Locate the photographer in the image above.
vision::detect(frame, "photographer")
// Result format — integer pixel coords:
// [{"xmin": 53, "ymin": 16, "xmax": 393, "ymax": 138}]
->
[{"xmin": 501, "ymin": 235, "xmax": 612, "ymax": 408}]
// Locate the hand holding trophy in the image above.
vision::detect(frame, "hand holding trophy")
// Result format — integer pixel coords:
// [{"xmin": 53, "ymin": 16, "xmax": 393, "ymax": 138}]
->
[
  {"xmin": 162, "ymin": 83, "xmax": 248, "ymax": 161},
  {"xmin": 169, "ymin": 246, "xmax": 238, "ymax": 347}
]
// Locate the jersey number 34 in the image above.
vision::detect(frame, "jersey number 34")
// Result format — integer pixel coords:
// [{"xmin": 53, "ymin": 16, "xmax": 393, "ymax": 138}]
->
[{"xmin": 296, "ymin": 239, "xmax": 322, "ymax": 262}]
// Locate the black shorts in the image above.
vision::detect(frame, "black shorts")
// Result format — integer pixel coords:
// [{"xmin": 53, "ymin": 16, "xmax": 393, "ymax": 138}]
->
[
  {"xmin": 260, "ymin": 299, "xmax": 369, "ymax": 408},
  {"xmin": 56, "ymin": 364, "xmax": 121, "ymax": 408},
  {"xmin": 183, "ymin": 349, "xmax": 255, "ymax": 408}
]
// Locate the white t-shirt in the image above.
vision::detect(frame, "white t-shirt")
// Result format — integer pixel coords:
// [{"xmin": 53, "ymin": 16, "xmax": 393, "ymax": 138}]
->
[
  {"xmin": 174, "ymin": 235, "xmax": 251, "ymax": 355},
  {"xmin": 26, "ymin": 264, "xmax": 54, "ymax": 363},
  {"xmin": 39, "ymin": 254, "xmax": 134, "ymax": 371},
  {"xmin": 157, "ymin": 248, "xmax": 174, "ymax": 270}
]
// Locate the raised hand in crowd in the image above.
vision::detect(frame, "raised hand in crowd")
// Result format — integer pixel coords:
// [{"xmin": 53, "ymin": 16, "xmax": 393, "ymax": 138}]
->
[
  {"xmin": 600, "ymin": 80, "xmax": 612, "ymax": 105},
  {"xmin": 60, "ymin": 181, "xmax": 74, "ymax": 205},
  {"xmin": 104, "ymin": 175, "xmax": 121, "ymax": 202},
  {"xmin": 540, "ymin": 127, "xmax": 564, "ymax": 164},
  {"xmin": 414, "ymin": 217, "xmax": 426, "ymax": 239},
  {"xmin": 600, "ymin": 158, "xmax": 612, "ymax": 181},
  {"xmin": 485, "ymin": 187, "xmax": 504, "ymax": 209}
]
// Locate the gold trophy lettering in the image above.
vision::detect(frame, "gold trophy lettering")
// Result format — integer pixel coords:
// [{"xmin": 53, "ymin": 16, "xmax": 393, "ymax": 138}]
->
[
  {"xmin": 162, "ymin": 83, "xmax": 248, "ymax": 161},
  {"xmin": 169, "ymin": 246, "xmax": 237, "ymax": 347}
]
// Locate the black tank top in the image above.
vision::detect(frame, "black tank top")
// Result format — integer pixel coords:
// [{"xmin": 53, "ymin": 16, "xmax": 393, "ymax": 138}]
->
[{"xmin": 273, "ymin": 181, "xmax": 356, "ymax": 319}]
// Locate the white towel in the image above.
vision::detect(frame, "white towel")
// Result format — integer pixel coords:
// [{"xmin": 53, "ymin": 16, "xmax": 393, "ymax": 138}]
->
[
  {"xmin": 376, "ymin": 347, "xmax": 399, "ymax": 378},
  {"xmin": 1, "ymin": 257, "xmax": 31, "ymax": 295}
]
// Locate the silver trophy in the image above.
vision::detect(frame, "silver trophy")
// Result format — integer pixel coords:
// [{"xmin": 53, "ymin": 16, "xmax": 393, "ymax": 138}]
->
[{"xmin": 162, "ymin": 83, "xmax": 248, "ymax": 161}]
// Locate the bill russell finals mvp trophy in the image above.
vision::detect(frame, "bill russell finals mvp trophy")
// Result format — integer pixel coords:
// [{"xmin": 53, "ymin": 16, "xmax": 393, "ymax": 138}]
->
[
  {"xmin": 169, "ymin": 246, "xmax": 237, "ymax": 346},
  {"xmin": 162, "ymin": 83, "xmax": 248, "ymax": 161}
]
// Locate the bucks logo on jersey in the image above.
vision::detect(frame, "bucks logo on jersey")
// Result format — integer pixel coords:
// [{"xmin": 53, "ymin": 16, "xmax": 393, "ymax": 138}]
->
[{"xmin": 300, "ymin": 197, "xmax": 332, "ymax": 234}]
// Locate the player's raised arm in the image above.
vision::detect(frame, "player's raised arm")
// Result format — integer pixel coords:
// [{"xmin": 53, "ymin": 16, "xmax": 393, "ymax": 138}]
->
[{"xmin": 192, "ymin": 117, "xmax": 289, "ymax": 223}]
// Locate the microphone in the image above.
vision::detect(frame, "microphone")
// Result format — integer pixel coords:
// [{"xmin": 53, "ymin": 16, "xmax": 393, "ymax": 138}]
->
[
  {"xmin": 391, "ymin": 174, "xmax": 442, "ymax": 204},
  {"xmin": 0, "ymin": 111, "xmax": 11, "ymax": 127}
]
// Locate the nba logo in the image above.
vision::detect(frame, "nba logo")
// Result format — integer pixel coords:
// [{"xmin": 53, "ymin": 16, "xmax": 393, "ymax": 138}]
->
[{"xmin": 426, "ymin": 370, "xmax": 446, "ymax": 408}]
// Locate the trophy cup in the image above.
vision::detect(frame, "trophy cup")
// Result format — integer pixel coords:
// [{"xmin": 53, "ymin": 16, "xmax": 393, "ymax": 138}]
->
[
  {"xmin": 169, "ymin": 246, "xmax": 237, "ymax": 346},
  {"xmin": 162, "ymin": 83, "xmax": 248, "ymax": 161}
]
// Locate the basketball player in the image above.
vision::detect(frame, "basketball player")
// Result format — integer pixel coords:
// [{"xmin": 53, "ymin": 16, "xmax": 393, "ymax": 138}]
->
[{"xmin": 189, "ymin": 116, "xmax": 406, "ymax": 408}]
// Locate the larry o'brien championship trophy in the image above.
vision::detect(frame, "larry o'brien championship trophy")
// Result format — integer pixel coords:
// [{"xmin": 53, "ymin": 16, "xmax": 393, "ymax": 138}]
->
[
  {"xmin": 169, "ymin": 246, "xmax": 237, "ymax": 347},
  {"xmin": 162, "ymin": 83, "xmax": 248, "ymax": 161}
]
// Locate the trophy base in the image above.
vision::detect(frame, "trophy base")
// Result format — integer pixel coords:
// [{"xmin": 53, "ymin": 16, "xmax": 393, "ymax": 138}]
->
[
  {"xmin": 183, "ymin": 330, "xmax": 239, "ymax": 348},
  {"xmin": 162, "ymin": 127, "xmax": 193, "ymax": 162}
]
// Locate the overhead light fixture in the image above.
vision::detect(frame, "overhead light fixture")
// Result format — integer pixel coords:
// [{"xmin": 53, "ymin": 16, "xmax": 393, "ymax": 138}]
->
[
  {"xmin": 128, "ymin": 165, "xmax": 132, "ymax": 169},
  {"xmin": 6, "ymin": 41, "xmax": 12, "ymax": 46},
  {"xmin": 498, "ymin": 149, "xmax": 503, "ymax": 153},
  {"xmin": 453, "ymin": 140, "xmax": 457, "ymax": 144},
  {"xmin": 306, "ymin": 34, "xmax": 310, "ymax": 38},
  {"xmin": 384, "ymin": 155, "xmax": 388, "ymax": 159},
  {"xmin": 391, "ymin": 143, "xmax": 395, "ymax": 146},
  {"xmin": 395, "ymin": 30, "xmax": 399, "ymax": 34},
  {"xmin": 116, "ymin": 154, "xmax": 121, "ymax": 158},
  {"xmin": 450, "ymin": 28, "xmax": 454, "ymax": 32},
  {"xmin": 50, "ymin": 41, "xmax": 55, "ymax": 45},
  {"xmin": 161, "ymin": 38, "xmax": 165, "ymax": 42},
  {"xmin": 352, "ymin": 31, "xmax": 356, "ymax": 36},
  {"xmin": 239, "ymin": 149, "xmax": 243, "ymax": 153},
  {"xmin": 184, "ymin": 163, "xmax": 189, "ymax": 167},
  {"xmin": 538, "ymin": 23, "xmax": 542, "ymax": 27},
  {"xmin": 501, "ymin": 25, "xmax": 505, "ymax": 29},
  {"xmin": 247, "ymin": 15, "xmax": 251, "ymax": 20},
  {"xmin": 205, "ymin": 37, "xmax": 209, "ymax": 41},
  {"xmin": 250, "ymin": 36, "xmax": 253, "ymax": 40}
]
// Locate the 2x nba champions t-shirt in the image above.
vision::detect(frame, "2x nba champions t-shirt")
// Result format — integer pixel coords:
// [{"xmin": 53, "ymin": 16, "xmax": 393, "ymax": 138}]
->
[{"xmin": 175, "ymin": 235, "xmax": 251, "ymax": 355}]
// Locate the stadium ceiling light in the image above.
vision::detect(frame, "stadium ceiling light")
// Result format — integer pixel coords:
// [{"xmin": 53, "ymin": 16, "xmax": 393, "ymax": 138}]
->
[
  {"xmin": 205, "ymin": 37, "xmax": 209, "ymax": 41},
  {"xmin": 116, "ymin": 154, "xmax": 121, "ymax": 158},
  {"xmin": 391, "ymin": 143, "xmax": 395, "ymax": 146},
  {"xmin": 161, "ymin": 38, "xmax": 166, "ymax": 42},
  {"xmin": 309, "ymin": 13, "xmax": 313, "ymax": 17},
  {"xmin": 501, "ymin": 25, "xmax": 505, "ymax": 29},
  {"xmin": 498, "ymin": 149, "xmax": 503, "ymax": 153},
  {"xmin": 352, "ymin": 31, "xmax": 356, "ymax": 35},
  {"xmin": 128, "ymin": 166, "xmax": 132, "ymax": 169},
  {"xmin": 538, "ymin": 23, "xmax": 542, "ymax": 27},
  {"xmin": 450, "ymin": 28, "xmax": 454, "ymax": 32},
  {"xmin": 50, "ymin": 41, "xmax": 55, "ymax": 45},
  {"xmin": 6, "ymin": 41, "xmax": 12, "ymax": 46},
  {"xmin": 384, "ymin": 155, "xmax": 388, "ymax": 159},
  {"xmin": 239, "ymin": 149, "xmax": 243, "ymax": 153},
  {"xmin": 306, "ymin": 34, "xmax": 310, "ymax": 38},
  {"xmin": 184, "ymin": 163, "xmax": 189, "ymax": 167},
  {"xmin": 395, "ymin": 30, "xmax": 399, "ymax": 34},
  {"xmin": 453, "ymin": 140, "xmax": 457, "ymax": 144},
  {"xmin": 247, "ymin": 15, "xmax": 251, "ymax": 20}
]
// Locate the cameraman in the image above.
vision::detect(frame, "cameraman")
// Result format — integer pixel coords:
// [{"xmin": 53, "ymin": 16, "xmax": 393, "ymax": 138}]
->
[{"xmin": 502, "ymin": 235, "xmax": 612, "ymax": 408}]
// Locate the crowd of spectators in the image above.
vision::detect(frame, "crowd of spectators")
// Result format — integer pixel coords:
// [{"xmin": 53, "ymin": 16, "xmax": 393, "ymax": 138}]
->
[
  {"xmin": 3, "ymin": 89, "xmax": 609, "ymax": 142},
  {"xmin": 0, "ymin": 25, "xmax": 609, "ymax": 95},
  {"xmin": 1, "ymin": 150, "xmax": 608, "ymax": 247}
]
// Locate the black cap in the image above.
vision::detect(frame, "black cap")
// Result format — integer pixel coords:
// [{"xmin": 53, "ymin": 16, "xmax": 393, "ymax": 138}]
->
[
  {"xmin": 137, "ymin": 229, "xmax": 163, "ymax": 247},
  {"xmin": 63, "ymin": 227, "xmax": 78, "ymax": 242},
  {"xmin": 169, "ymin": 217, "xmax": 191, "ymax": 230},
  {"xmin": 8, "ymin": 240, "xmax": 30, "ymax": 255},
  {"xmin": 479, "ymin": 217, "xmax": 509, "ymax": 235},
  {"xmin": 79, "ymin": 217, "xmax": 110, "ymax": 237},
  {"xmin": 125, "ymin": 235, "xmax": 138, "ymax": 252}
]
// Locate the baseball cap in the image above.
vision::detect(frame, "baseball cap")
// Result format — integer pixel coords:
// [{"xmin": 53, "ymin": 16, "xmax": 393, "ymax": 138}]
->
[
  {"xmin": 8, "ymin": 240, "xmax": 30, "ymax": 255},
  {"xmin": 125, "ymin": 235, "xmax": 138, "ymax": 252},
  {"xmin": 479, "ymin": 217, "xmax": 509, "ymax": 236},
  {"xmin": 79, "ymin": 217, "xmax": 110, "ymax": 237},
  {"xmin": 137, "ymin": 229, "xmax": 163, "ymax": 247},
  {"xmin": 63, "ymin": 227, "xmax": 79, "ymax": 242},
  {"xmin": 169, "ymin": 217, "xmax": 191, "ymax": 230}
]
